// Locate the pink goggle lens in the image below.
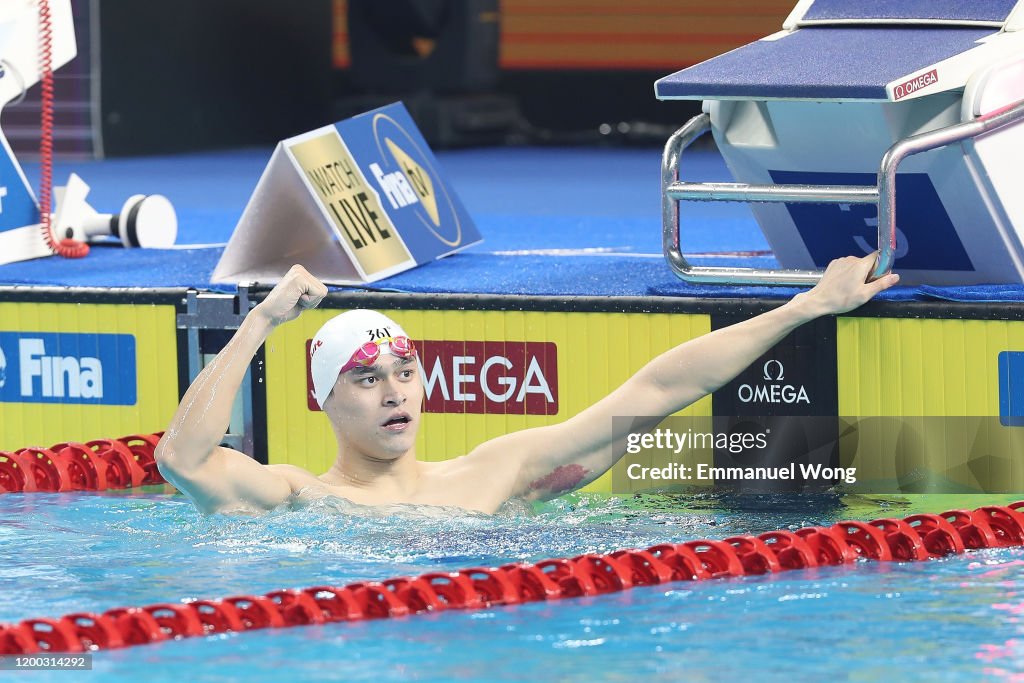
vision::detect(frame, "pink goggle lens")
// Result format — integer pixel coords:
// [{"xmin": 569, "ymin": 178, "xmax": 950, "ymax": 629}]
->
[{"xmin": 340, "ymin": 336, "xmax": 416, "ymax": 374}]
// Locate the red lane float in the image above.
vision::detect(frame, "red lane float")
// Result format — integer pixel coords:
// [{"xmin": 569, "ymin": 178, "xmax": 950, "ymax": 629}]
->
[
  {"xmin": 903, "ymin": 514, "xmax": 966, "ymax": 557},
  {"xmin": 13, "ymin": 449, "xmax": 65, "ymax": 492},
  {"xmin": 3, "ymin": 501, "xmax": 1023, "ymax": 655},
  {"xmin": 610, "ymin": 549, "xmax": 677, "ymax": 584},
  {"xmin": 868, "ymin": 519, "xmax": 930, "ymax": 561},
  {"xmin": 60, "ymin": 613, "xmax": 124, "ymax": 651},
  {"xmin": 833, "ymin": 521, "xmax": 893, "ymax": 561},
  {"xmin": 723, "ymin": 536, "xmax": 782, "ymax": 575},
  {"xmin": 757, "ymin": 531, "xmax": 818, "ymax": 570},
  {"xmin": 0, "ymin": 433, "xmax": 166, "ymax": 494},
  {"xmin": 186, "ymin": 600, "xmax": 245, "ymax": 634}
]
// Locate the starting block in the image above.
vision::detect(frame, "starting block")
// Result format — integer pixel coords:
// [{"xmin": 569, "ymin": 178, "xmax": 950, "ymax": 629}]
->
[{"xmin": 656, "ymin": 0, "xmax": 1024, "ymax": 285}]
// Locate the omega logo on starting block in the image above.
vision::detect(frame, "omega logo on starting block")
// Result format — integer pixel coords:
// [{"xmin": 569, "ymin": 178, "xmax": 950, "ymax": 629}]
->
[
  {"xmin": 213, "ymin": 102, "xmax": 481, "ymax": 284},
  {"xmin": 894, "ymin": 69, "xmax": 939, "ymax": 101}
]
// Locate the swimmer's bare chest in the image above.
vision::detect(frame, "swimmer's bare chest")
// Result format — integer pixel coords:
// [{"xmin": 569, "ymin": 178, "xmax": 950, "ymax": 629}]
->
[{"xmin": 265, "ymin": 462, "xmax": 507, "ymax": 514}]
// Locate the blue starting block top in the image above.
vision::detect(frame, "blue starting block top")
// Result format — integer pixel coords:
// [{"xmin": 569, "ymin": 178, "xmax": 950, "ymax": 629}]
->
[
  {"xmin": 654, "ymin": 27, "xmax": 997, "ymax": 101},
  {"xmin": 799, "ymin": 0, "xmax": 1017, "ymax": 24}
]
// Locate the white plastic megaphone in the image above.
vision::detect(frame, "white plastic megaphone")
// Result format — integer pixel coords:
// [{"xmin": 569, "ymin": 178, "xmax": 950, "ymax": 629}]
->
[{"xmin": 53, "ymin": 173, "xmax": 177, "ymax": 248}]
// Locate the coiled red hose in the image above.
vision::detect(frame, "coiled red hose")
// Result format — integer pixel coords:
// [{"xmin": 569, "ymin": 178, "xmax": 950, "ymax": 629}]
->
[{"xmin": 37, "ymin": 0, "xmax": 88, "ymax": 258}]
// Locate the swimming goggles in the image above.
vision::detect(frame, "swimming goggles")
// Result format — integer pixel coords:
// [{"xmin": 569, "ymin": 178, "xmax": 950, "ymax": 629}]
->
[{"xmin": 339, "ymin": 336, "xmax": 417, "ymax": 374}]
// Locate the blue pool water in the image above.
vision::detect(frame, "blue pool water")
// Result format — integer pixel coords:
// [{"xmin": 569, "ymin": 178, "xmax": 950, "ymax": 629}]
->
[{"xmin": 2, "ymin": 491, "xmax": 1024, "ymax": 682}]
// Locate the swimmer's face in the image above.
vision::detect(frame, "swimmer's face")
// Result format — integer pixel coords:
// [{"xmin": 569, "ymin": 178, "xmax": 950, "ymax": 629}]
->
[{"xmin": 322, "ymin": 354, "xmax": 423, "ymax": 459}]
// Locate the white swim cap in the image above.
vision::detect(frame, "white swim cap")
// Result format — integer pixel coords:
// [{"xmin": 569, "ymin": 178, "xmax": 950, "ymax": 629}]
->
[{"xmin": 309, "ymin": 309, "xmax": 413, "ymax": 409}]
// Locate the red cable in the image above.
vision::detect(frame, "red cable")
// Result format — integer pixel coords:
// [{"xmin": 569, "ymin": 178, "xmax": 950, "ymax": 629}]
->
[{"xmin": 37, "ymin": 0, "xmax": 88, "ymax": 259}]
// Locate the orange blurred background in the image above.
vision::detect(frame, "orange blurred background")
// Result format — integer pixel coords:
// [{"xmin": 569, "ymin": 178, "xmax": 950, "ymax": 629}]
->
[{"xmin": 333, "ymin": 0, "xmax": 794, "ymax": 70}]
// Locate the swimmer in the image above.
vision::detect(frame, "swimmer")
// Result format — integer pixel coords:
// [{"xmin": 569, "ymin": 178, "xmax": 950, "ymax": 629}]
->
[{"xmin": 155, "ymin": 256, "xmax": 898, "ymax": 514}]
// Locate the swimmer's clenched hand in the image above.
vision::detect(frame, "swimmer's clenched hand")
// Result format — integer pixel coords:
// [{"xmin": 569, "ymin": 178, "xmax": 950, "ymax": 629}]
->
[
  {"xmin": 795, "ymin": 253, "xmax": 900, "ymax": 318},
  {"xmin": 254, "ymin": 265, "xmax": 329, "ymax": 327},
  {"xmin": 157, "ymin": 263, "xmax": 327, "ymax": 514}
]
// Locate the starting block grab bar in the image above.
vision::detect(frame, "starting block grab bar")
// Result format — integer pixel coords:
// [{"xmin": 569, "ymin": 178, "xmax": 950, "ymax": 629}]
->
[{"xmin": 662, "ymin": 98, "xmax": 1024, "ymax": 286}]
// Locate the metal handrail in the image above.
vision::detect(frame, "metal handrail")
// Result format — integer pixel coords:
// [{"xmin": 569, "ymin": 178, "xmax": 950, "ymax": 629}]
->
[
  {"xmin": 662, "ymin": 98, "xmax": 1024, "ymax": 286},
  {"xmin": 875, "ymin": 98, "xmax": 1024, "ymax": 277}
]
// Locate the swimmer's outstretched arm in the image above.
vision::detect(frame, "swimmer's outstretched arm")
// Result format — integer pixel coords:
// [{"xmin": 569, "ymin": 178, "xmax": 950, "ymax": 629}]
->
[
  {"xmin": 465, "ymin": 254, "xmax": 899, "ymax": 503},
  {"xmin": 155, "ymin": 265, "xmax": 327, "ymax": 513}
]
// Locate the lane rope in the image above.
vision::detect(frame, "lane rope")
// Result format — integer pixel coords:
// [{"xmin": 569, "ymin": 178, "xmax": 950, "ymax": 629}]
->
[
  {"xmin": 0, "ymin": 433, "xmax": 165, "ymax": 493},
  {"xmin": 2, "ymin": 500, "xmax": 1022, "ymax": 654}
]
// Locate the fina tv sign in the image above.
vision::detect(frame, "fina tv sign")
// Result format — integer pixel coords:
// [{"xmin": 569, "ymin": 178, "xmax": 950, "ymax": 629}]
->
[{"xmin": 0, "ymin": 332, "xmax": 137, "ymax": 405}]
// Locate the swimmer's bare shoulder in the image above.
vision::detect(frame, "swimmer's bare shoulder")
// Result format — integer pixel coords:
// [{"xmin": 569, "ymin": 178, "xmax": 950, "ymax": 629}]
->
[
  {"xmin": 161, "ymin": 448, "xmax": 510, "ymax": 514},
  {"xmin": 158, "ymin": 445, "xmax": 295, "ymax": 514},
  {"xmin": 265, "ymin": 465, "xmax": 396, "ymax": 509},
  {"xmin": 263, "ymin": 463, "xmax": 338, "ymax": 504},
  {"xmin": 264, "ymin": 463, "xmax": 318, "ymax": 484},
  {"xmin": 412, "ymin": 456, "xmax": 518, "ymax": 513},
  {"xmin": 271, "ymin": 458, "xmax": 514, "ymax": 514},
  {"xmin": 162, "ymin": 453, "xmax": 347, "ymax": 513}
]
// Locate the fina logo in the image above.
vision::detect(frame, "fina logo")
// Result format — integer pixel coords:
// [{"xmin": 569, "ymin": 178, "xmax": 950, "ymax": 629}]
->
[
  {"xmin": 0, "ymin": 332, "xmax": 136, "ymax": 406},
  {"xmin": 738, "ymin": 359, "xmax": 810, "ymax": 404},
  {"xmin": 19, "ymin": 338, "xmax": 103, "ymax": 398},
  {"xmin": 371, "ymin": 111, "xmax": 463, "ymax": 248}
]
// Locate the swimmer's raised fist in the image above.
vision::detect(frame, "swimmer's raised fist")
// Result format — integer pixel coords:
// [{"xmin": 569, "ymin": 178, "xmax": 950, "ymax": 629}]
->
[
  {"xmin": 797, "ymin": 253, "xmax": 900, "ymax": 317},
  {"xmin": 254, "ymin": 265, "xmax": 329, "ymax": 327}
]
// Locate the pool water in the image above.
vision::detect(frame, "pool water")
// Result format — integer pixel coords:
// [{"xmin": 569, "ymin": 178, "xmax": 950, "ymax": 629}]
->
[{"xmin": 2, "ymin": 490, "xmax": 1023, "ymax": 682}]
